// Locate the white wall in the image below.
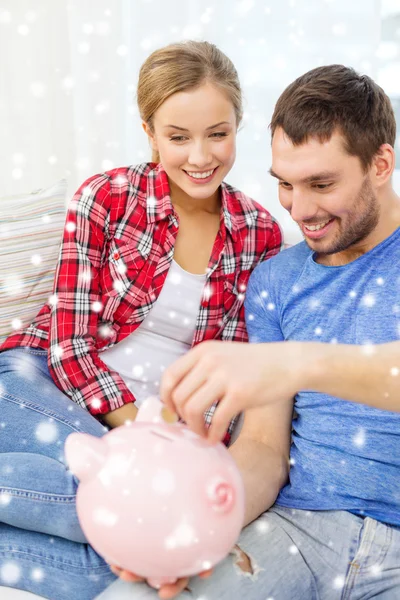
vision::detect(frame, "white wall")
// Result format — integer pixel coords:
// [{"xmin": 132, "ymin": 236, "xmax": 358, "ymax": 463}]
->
[{"xmin": 1, "ymin": 0, "xmax": 399, "ymax": 243}]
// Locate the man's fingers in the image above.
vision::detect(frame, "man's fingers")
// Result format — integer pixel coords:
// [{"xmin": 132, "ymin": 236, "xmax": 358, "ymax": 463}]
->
[
  {"xmin": 179, "ymin": 378, "xmax": 226, "ymax": 438},
  {"xmin": 160, "ymin": 347, "xmax": 203, "ymax": 411},
  {"xmin": 207, "ymin": 395, "xmax": 239, "ymax": 444}
]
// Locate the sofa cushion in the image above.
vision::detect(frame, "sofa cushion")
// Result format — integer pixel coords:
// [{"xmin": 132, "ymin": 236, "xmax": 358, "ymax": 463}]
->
[{"xmin": 0, "ymin": 180, "xmax": 67, "ymax": 343}]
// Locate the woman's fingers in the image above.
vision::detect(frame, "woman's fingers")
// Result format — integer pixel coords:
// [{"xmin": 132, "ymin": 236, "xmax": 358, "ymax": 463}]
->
[{"xmin": 158, "ymin": 577, "xmax": 190, "ymax": 599}]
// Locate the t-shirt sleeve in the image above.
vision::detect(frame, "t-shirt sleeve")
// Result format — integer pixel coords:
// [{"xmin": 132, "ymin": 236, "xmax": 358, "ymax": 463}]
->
[{"xmin": 244, "ymin": 260, "xmax": 284, "ymax": 343}]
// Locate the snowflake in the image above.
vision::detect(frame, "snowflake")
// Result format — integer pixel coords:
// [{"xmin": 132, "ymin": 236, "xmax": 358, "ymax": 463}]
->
[
  {"xmin": 35, "ymin": 420, "xmax": 58, "ymax": 444},
  {"xmin": 31, "ymin": 568, "xmax": 45, "ymax": 582},
  {"xmin": 0, "ymin": 10, "xmax": 11, "ymax": 23},
  {"xmin": 82, "ymin": 23, "xmax": 94, "ymax": 35},
  {"xmin": 332, "ymin": 23, "xmax": 347, "ymax": 36},
  {"xmin": 361, "ymin": 343, "xmax": 375, "ymax": 356},
  {"xmin": 116, "ymin": 45, "xmax": 128, "ymax": 57},
  {"xmin": 91, "ymin": 301, "xmax": 103, "ymax": 313},
  {"xmin": 132, "ymin": 365, "xmax": 144, "ymax": 377},
  {"xmin": 0, "ymin": 492, "xmax": 12, "ymax": 506},
  {"xmin": 30, "ymin": 82, "xmax": 46, "ymax": 98},
  {"xmin": 353, "ymin": 428, "xmax": 366, "ymax": 448},
  {"xmin": 333, "ymin": 575, "xmax": 345, "ymax": 589},
  {"xmin": 0, "ymin": 562, "xmax": 21, "ymax": 585},
  {"xmin": 11, "ymin": 319, "xmax": 22, "ymax": 330},
  {"xmin": 255, "ymin": 519, "xmax": 270, "ymax": 534},
  {"xmin": 78, "ymin": 41, "xmax": 90, "ymax": 54},
  {"xmin": 65, "ymin": 221, "xmax": 76, "ymax": 233},
  {"xmin": 31, "ymin": 254, "xmax": 42, "ymax": 266},
  {"xmin": 203, "ymin": 284, "xmax": 213, "ymax": 301},
  {"xmin": 113, "ymin": 280, "xmax": 125, "ymax": 293},
  {"xmin": 362, "ymin": 294, "xmax": 375, "ymax": 308},
  {"xmin": 53, "ymin": 345, "xmax": 63, "ymax": 358},
  {"xmin": 17, "ymin": 24, "xmax": 30, "ymax": 36},
  {"xmin": 369, "ymin": 564, "xmax": 382, "ymax": 577},
  {"xmin": 93, "ymin": 507, "xmax": 119, "ymax": 527}
]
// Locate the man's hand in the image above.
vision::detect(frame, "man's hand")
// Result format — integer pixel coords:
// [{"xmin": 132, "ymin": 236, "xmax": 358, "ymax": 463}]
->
[
  {"xmin": 109, "ymin": 565, "xmax": 212, "ymax": 599},
  {"xmin": 160, "ymin": 340, "xmax": 303, "ymax": 443}
]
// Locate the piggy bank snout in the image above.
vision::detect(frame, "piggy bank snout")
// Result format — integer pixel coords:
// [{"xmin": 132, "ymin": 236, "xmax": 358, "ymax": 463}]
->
[{"xmin": 206, "ymin": 477, "xmax": 235, "ymax": 513}]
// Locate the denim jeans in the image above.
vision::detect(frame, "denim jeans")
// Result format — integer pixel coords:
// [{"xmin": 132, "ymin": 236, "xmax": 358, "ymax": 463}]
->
[
  {"xmin": 0, "ymin": 347, "xmax": 117, "ymax": 599},
  {"xmin": 2, "ymin": 348, "xmax": 400, "ymax": 600},
  {"xmin": 99, "ymin": 506, "xmax": 400, "ymax": 600}
]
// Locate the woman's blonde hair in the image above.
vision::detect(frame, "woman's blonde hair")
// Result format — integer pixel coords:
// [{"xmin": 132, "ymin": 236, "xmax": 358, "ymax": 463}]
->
[{"xmin": 137, "ymin": 40, "xmax": 243, "ymax": 162}]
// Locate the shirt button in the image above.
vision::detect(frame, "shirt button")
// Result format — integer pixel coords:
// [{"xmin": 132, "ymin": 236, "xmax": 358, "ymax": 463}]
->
[{"xmin": 113, "ymin": 252, "xmax": 120, "ymax": 260}]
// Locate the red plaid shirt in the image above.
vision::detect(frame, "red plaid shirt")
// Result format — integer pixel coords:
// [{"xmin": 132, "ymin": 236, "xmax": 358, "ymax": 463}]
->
[{"xmin": 2, "ymin": 163, "xmax": 282, "ymax": 443}]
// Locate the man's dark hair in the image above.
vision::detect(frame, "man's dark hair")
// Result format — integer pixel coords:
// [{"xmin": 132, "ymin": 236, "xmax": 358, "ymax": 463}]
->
[{"xmin": 270, "ymin": 64, "xmax": 396, "ymax": 169}]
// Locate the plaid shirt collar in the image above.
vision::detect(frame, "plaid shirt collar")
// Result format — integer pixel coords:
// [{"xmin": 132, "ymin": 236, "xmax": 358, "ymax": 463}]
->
[{"xmin": 143, "ymin": 163, "xmax": 239, "ymax": 242}]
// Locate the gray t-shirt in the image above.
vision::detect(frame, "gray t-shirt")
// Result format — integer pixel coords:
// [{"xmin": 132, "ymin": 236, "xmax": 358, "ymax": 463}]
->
[{"xmin": 245, "ymin": 228, "xmax": 400, "ymax": 526}]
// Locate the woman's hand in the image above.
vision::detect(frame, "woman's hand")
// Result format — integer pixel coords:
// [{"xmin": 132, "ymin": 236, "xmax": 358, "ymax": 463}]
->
[{"xmin": 109, "ymin": 565, "xmax": 213, "ymax": 599}]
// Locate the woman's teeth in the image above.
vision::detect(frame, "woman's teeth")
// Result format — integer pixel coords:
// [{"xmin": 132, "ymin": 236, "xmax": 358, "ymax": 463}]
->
[{"xmin": 186, "ymin": 169, "xmax": 215, "ymax": 179}]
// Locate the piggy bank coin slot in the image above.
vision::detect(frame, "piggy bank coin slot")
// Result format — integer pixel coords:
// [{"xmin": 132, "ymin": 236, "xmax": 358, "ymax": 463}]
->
[{"xmin": 150, "ymin": 429, "xmax": 175, "ymax": 442}]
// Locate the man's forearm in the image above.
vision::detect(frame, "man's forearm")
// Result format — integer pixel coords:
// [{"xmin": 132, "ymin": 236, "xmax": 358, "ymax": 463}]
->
[
  {"xmin": 294, "ymin": 340, "xmax": 400, "ymax": 412},
  {"xmin": 229, "ymin": 437, "xmax": 289, "ymax": 527}
]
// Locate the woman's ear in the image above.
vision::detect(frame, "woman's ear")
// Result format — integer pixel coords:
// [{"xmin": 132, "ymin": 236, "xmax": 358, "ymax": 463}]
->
[{"xmin": 142, "ymin": 122, "xmax": 158, "ymax": 152}]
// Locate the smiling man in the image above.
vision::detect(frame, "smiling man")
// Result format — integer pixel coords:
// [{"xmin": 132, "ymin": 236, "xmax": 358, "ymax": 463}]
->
[{"xmin": 161, "ymin": 65, "xmax": 400, "ymax": 599}]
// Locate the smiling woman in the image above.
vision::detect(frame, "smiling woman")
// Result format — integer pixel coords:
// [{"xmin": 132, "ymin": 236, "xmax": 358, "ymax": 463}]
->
[{"xmin": 0, "ymin": 40, "xmax": 282, "ymax": 600}]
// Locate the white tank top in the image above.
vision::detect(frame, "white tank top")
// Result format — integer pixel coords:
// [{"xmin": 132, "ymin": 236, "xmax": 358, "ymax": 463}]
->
[{"xmin": 101, "ymin": 260, "xmax": 207, "ymax": 407}]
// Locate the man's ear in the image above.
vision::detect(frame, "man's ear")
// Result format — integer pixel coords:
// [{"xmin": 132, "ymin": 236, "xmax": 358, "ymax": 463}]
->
[
  {"xmin": 372, "ymin": 143, "xmax": 395, "ymax": 188},
  {"xmin": 142, "ymin": 122, "xmax": 158, "ymax": 152}
]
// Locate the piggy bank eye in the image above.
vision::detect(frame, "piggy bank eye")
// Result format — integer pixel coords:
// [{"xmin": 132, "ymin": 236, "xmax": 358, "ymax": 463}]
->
[{"xmin": 206, "ymin": 477, "xmax": 235, "ymax": 513}]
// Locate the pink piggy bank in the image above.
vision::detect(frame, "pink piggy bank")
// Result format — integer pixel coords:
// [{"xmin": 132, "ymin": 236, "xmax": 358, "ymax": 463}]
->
[{"xmin": 65, "ymin": 396, "xmax": 245, "ymax": 588}]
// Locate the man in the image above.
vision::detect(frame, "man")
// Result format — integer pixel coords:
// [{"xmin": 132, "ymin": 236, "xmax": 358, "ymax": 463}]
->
[{"xmin": 110, "ymin": 65, "xmax": 400, "ymax": 599}]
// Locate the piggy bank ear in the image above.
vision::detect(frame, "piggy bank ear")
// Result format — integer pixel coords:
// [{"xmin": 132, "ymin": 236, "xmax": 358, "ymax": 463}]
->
[
  {"xmin": 65, "ymin": 433, "xmax": 107, "ymax": 482},
  {"xmin": 206, "ymin": 477, "xmax": 235, "ymax": 513}
]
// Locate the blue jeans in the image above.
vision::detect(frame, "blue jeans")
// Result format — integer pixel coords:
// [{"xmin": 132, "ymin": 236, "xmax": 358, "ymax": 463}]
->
[
  {"xmin": 2, "ymin": 349, "xmax": 400, "ymax": 600},
  {"xmin": 98, "ymin": 507, "xmax": 400, "ymax": 600},
  {"xmin": 0, "ymin": 348, "xmax": 117, "ymax": 599}
]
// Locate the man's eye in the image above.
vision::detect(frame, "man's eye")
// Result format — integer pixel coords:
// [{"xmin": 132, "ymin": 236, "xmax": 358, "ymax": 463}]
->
[
  {"xmin": 279, "ymin": 181, "xmax": 292, "ymax": 189},
  {"xmin": 314, "ymin": 183, "xmax": 332, "ymax": 190}
]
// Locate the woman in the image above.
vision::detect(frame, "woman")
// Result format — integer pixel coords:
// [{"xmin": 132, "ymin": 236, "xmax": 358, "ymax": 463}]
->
[{"xmin": 0, "ymin": 41, "xmax": 281, "ymax": 599}]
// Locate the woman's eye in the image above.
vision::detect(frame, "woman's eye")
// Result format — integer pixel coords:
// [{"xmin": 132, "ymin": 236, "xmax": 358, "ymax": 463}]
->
[
  {"xmin": 210, "ymin": 132, "xmax": 228, "ymax": 138},
  {"xmin": 170, "ymin": 136, "xmax": 187, "ymax": 142}
]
